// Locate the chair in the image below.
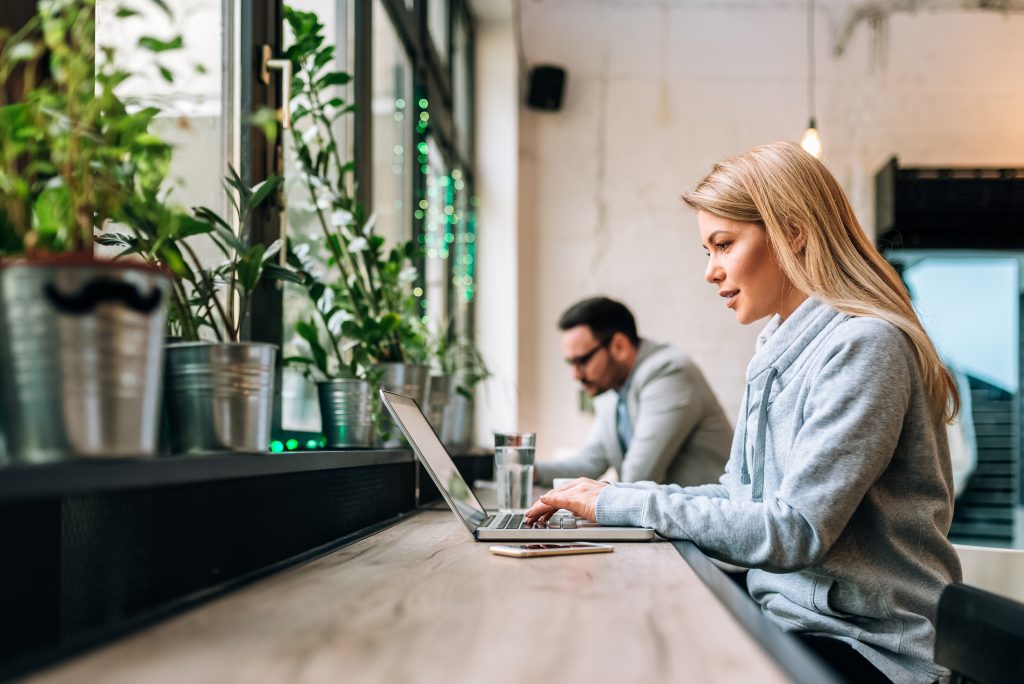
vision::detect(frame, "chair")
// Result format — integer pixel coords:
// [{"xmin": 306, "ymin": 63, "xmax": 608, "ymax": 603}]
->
[{"xmin": 934, "ymin": 582, "xmax": 1024, "ymax": 683}]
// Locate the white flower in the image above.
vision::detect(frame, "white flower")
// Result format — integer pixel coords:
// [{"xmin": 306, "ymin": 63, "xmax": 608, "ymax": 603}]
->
[
  {"xmin": 399, "ymin": 267, "xmax": 418, "ymax": 284},
  {"xmin": 315, "ymin": 194, "xmax": 333, "ymax": 210},
  {"xmin": 301, "ymin": 125, "xmax": 319, "ymax": 144},
  {"xmin": 331, "ymin": 209, "xmax": 353, "ymax": 227},
  {"xmin": 348, "ymin": 237, "xmax": 368, "ymax": 252},
  {"xmin": 9, "ymin": 42, "xmax": 35, "ymax": 61}
]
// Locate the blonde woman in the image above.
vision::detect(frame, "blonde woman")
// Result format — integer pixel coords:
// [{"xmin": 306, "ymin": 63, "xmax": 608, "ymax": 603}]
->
[{"xmin": 525, "ymin": 142, "xmax": 962, "ymax": 684}]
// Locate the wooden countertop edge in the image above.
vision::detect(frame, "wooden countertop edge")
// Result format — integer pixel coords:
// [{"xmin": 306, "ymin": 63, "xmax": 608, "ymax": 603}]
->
[{"xmin": 671, "ymin": 541, "xmax": 844, "ymax": 684}]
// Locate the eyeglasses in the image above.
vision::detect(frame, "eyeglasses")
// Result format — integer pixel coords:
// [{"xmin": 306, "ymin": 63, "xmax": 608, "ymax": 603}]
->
[{"xmin": 565, "ymin": 337, "xmax": 611, "ymax": 370}]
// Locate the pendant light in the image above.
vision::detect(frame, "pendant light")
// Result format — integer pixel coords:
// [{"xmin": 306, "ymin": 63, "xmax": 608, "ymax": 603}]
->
[{"xmin": 800, "ymin": 0, "xmax": 822, "ymax": 158}]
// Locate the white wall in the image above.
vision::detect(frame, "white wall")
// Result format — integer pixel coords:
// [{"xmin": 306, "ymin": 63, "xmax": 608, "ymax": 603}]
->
[{"xmin": 509, "ymin": 0, "xmax": 1024, "ymax": 459}]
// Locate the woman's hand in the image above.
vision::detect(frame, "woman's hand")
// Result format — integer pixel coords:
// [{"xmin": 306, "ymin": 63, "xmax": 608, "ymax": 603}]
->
[{"xmin": 524, "ymin": 478, "xmax": 609, "ymax": 524}]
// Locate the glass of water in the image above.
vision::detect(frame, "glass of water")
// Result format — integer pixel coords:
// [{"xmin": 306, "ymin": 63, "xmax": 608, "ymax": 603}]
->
[{"xmin": 494, "ymin": 432, "xmax": 536, "ymax": 512}]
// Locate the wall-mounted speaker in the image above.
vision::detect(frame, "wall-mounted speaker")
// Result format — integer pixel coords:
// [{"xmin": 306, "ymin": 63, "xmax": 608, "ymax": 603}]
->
[{"xmin": 527, "ymin": 65, "xmax": 566, "ymax": 111}]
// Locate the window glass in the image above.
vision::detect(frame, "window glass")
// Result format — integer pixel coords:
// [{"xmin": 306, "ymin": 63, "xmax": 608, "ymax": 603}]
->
[
  {"xmin": 280, "ymin": 0, "xmax": 353, "ymax": 432},
  {"xmin": 427, "ymin": 0, "xmax": 449, "ymax": 69},
  {"xmin": 421, "ymin": 138, "xmax": 451, "ymax": 334},
  {"xmin": 372, "ymin": 0, "xmax": 414, "ymax": 249},
  {"xmin": 96, "ymin": 0, "xmax": 234, "ymax": 260},
  {"xmin": 452, "ymin": 6, "xmax": 471, "ymax": 160},
  {"xmin": 890, "ymin": 253, "xmax": 1022, "ymax": 550},
  {"xmin": 450, "ymin": 172, "xmax": 475, "ymax": 339}
]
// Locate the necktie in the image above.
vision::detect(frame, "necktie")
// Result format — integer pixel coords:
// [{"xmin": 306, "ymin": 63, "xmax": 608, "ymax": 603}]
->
[{"xmin": 616, "ymin": 392, "xmax": 632, "ymax": 453}]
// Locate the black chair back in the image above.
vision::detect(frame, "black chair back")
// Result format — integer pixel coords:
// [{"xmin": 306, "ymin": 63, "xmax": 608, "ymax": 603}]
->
[{"xmin": 934, "ymin": 582, "xmax": 1024, "ymax": 684}]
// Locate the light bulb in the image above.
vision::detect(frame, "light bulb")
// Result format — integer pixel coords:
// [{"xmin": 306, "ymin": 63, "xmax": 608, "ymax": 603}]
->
[{"xmin": 801, "ymin": 119, "xmax": 822, "ymax": 159}]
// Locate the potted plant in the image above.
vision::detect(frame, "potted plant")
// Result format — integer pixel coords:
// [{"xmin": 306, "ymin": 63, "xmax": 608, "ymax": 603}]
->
[
  {"xmin": 284, "ymin": 252, "xmax": 375, "ymax": 448},
  {"xmin": 283, "ymin": 6, "xmax": 429, "ymax": 446},
  {"xmin": 103, "ymin": 166, "xmax": 300, "ymax": 454},
  {"xmin": 0, "ymin": 0, "xmax": 174, "ymax": 463},
  {"xmin": 427, "ymin": 327, "xmax": 490, "ymax": 447}
]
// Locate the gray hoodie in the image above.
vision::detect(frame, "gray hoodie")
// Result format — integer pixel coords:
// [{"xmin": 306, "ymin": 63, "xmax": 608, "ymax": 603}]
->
[{"xmin": 597, "ymin": 297, "xmax": 962, "ymax": 684}]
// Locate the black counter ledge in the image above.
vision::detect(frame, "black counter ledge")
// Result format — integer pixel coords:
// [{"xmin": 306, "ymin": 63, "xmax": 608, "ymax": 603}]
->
[{"xmin": 0, "ymin": 448, "xmax": 413, "ymax": 504}]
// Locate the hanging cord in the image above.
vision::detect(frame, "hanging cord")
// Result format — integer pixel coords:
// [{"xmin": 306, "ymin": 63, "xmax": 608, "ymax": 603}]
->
[
  {"xmin": 807, "ymin": 0, "xmax": 816, "ymax": 125},
  {"xmin": 511, "ymin": 0, "xmax": 530, "ymax": 101}
]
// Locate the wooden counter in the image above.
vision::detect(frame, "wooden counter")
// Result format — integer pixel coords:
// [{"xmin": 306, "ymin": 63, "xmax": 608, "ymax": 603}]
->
[{"xmin": 28, "ymin": 511, "xmax": 792, "ymax": 684}]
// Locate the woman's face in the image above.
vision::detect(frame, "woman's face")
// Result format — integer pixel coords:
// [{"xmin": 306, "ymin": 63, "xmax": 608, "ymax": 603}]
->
[{"xmin": 698, "ymin": 210, "xmax": 806, "ymax": 324}]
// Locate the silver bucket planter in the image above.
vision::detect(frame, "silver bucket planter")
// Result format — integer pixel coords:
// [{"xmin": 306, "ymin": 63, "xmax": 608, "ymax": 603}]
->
[
  {"xmin": 375, "ymin": 362, "xmax": 429, "ymax": 447},
  {"xmin": 164, "ymin": 342, "xmax": 277, "ymax": 454},
  {"xmin": 317, "ymin": 379, "xmax": 374, "ymax": 448},
  {"xmin": 0, "ymin": 258, "xmax": 169, "ymax": 463},
  {"xmin": 441, "ymin": 390, "xmax": 473, "ymax": 448},
  {"xmin": 427, "ymin": 374, "xmax": 473, "ymax": 448},
  {"xmin": 425, "ymin": 374, "xmax": 450, "ymax": 434}
]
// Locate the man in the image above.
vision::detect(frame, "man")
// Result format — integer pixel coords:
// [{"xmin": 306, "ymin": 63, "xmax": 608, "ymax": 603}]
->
[{"xmin": 535, "ymin": 297, "xmax": 732, "ymax": 486}]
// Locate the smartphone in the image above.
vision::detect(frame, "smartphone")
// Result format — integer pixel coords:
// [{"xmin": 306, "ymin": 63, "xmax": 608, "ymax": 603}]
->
[{"xmin": 488, "ymin": 542, "xmax": 614, "ymax": 558}]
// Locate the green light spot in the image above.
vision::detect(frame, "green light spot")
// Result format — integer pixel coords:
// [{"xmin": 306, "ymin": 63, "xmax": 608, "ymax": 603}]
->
[
  {"xmin": 286, "ymin": 439, "xmax": 299, "ymax": 450},
  {"xmin": 417, "ymin": 141, "xmax": 428, "ymax": 154},
  {"xmin": 413, "ymin": 286, "xmax": 423, "ymax": 296},
  {"xmin": 395, "ymin": 98, "xmax": 406, "ymax": 109},
  {"xmin": 270, "ymin": 440, "xmax": 284, "ymax": 453},
  {"xmin": 414, "ymin": 209, "xmax": 424, "ymax": 219},
  {"xmin": 419, "ymin": 112, "xmax": 429, "ymax": 122},
  {"xmin": 306, "ymin": 439, "xmax": 319, "ymax": 449},
  {"xmin": 418, "ymin": 98, "xmax": 428, "ymax": 108}
]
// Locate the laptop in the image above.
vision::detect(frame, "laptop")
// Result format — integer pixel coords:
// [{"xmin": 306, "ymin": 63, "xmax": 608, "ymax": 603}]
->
[{"xmin": 379, "ymin": 390, "xmax": 656, "ymax": 541}]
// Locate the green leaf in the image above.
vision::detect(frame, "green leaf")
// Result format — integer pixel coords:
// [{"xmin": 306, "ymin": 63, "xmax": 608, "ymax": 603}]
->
[
  {"xmin": 157, "ymin": 65, "xmax": 174, "ymax": 83},
  {"xmin": 149, "ymin": 0, "xmax": 173, "ymax": 17},
  {"xmin": 250, "ymin": 175, "xmax": 283, "ymax": 210},
  {"xmin": 236, "ymin": 243, "xmax": 266, "ymax": 292},
  {"xmin": 138, "ymin": 35, "xmax": 184, "ymax": 53},
  {"xmin": 316, "ymin": 71, "xmax": 352, "ymax": 88},
  {"xmin": 263, "ymin": 262, "xmax": 304, "ymax": 284},
  {"xmin": 115, "ymin": 7, "xmax": 140, "ymax": 18},
  {"xmin": 31, "ymin": 182, "xmax": 71, "ymax": 237}
]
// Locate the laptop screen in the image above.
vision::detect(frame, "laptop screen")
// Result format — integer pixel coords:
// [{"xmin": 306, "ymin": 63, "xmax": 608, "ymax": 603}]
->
[{"xmin": 379, "ymin": 390, "xmax": 489, "ymax": 535}]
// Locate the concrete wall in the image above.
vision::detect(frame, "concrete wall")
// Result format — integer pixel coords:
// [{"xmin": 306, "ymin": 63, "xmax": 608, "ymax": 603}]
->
[{"xmin": 495, "ymin": 0, "xmax": 1024, "ymax": 460}]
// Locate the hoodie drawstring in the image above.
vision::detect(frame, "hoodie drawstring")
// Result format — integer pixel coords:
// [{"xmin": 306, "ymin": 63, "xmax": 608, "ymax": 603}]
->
[{"xmin": 751, "ymin": 366, "xmax": 778, "ymax": 502}]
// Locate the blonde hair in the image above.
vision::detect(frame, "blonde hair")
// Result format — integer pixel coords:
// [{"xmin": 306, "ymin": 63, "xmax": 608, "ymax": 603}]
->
[{"xmin": 682, "ymin": 141, "xmax": 958, "ymax": 423}]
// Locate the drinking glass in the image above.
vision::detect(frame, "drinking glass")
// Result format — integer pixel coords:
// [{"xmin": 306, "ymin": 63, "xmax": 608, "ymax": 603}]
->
[{"xmin": 493, "ymin": 432, "xmax": 536, "ymax": 512}]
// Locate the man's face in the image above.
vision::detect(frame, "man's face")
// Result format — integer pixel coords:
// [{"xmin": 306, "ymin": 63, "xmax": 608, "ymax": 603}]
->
[{"xmin": 561, "ymin": 325, "xmax": 628, "ymax": 396}]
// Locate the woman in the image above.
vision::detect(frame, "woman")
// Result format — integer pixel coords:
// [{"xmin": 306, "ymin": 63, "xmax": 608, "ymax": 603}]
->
[{"xmin": 525, "ymin": 141, "xmax": 962, "ymax": 684}]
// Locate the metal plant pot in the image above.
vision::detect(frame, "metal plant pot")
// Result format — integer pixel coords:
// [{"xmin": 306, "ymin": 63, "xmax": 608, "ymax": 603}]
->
[
  {"xmin": 441, "ymin": 390, "xmax": 473, "ymax": 448},
  {"xmin": 425, "ymin": 374, "xmax": 450, "ymax": 433},
  {"xmin": 375, "ymin": 362, "xmax": 429, "ymax": 447},
  {"xmin": 164, "ymin": 342, "xmax": 277, "ymax": 454},
  {"xmin": 0, "ymin": 259, "xmax": 169, "ymax": 463},
  {"xmin": 317, "ymin": 379, "xmax": 374, "ymax": 448}
]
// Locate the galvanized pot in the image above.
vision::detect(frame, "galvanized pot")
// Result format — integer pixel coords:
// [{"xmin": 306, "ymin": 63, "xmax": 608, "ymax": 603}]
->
[
  {"xmin": 425, "ymin": 374, "xmax": 450, "ymax": 433},
  {"xmin": 424, "ymin": 374, "xmax": 474, "ymax": 448},
  {"xmin": 317, "ymin": 379, "xmax": 374, "ymax": 448},
  {"xmin": 441, "ymin": 390, "xmax": 474, "ymax": 448},
  {"xmin": 375, "ymin": 362, "xmax": 430, "ymax": 447},
  {"xmin": 0, "ymin": 259, "xmax": 169, "ymax": 463},
  {"xmin": 164, "ymin": 342, "xmax": 277, "ymax": 454}
]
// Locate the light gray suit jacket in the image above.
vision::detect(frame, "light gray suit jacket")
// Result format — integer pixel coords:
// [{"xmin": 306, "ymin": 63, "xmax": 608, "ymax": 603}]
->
[{"xmin": 536, "ymin": 339, "xmax": 732, "ymax": 486}]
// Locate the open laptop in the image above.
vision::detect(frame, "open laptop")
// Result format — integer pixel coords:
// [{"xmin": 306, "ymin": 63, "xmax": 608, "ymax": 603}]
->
[{"xmin": 380, "ymin": 390, "xmax": 656, "ymax": 541}]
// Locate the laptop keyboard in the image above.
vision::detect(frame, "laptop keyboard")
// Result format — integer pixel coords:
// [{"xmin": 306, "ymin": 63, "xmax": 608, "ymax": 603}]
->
[{"xmin": 482, "ymin": 513, "xmax": 579, "ymax": 530}]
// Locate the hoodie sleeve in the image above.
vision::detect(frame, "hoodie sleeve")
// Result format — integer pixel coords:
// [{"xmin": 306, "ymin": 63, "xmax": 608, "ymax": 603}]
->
[{"xmin": 597, "ymin": 321, "xmax": 913, "ymax": 572}]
